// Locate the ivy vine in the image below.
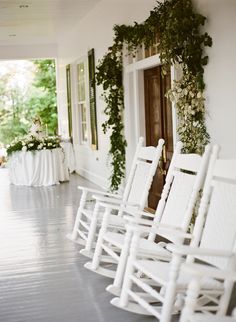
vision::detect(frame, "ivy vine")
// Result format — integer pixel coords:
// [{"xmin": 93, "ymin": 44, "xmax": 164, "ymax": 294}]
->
[
  {"xmin": 96, "ymin": 46, "xmax": 126, "ymax": 190},
  {"xmin": 96, "ymin": 0, "xmax": 212, "ymax": 191}
]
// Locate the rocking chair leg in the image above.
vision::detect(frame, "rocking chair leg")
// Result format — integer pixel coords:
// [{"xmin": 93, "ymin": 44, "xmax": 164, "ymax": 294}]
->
[
  {"xmin": 119, "ymin": 256, "xmax": 135, "ymax": 307},
  {"xmin": 90, "ymin": 207, "xmax": 111, "ymax": 270},
  {"xmin": 112, "ymin": 228, "xmax": 133, "ymax": 290},
  {"xmin": 71, "ymin": 191, "xmax": 87, "ymax": 240},
  {"xmin": 160, "ymin": 255, "xmax": 182, "ymax": 322},
  {"xmin": 219, "ymin": 278, "xmax": 235, "ymax": 315},
  {"xmin": 179, "ymin": 277, "xmax": 200, "ymax": 322},
  {"xmin": 84, "ymin": 201, "xmax": 100, "ymax": 252},
  {"xmin": 118, "ymin": 232, "xmax": 140, "ymax": 307}
]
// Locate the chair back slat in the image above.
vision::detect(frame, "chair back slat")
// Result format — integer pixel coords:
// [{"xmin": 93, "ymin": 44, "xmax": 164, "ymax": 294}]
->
[
  {"xmin": 127, "ymin": 161, "xmax": 153, "ymax": 204},
  {"xmin": 189, "ymin": 148, "xmax": 236, "ymax": 269},
  {"xmin": 174, "ymin": 154, "xmax": 203, "ymax": 173},
  {"xmin": 160, "ymin": 172, "xmax": 196, "ymax": 230},
  {"xmin": 149, "ymin": 143, "xmax": 211, "ymax": 243},
  {"xmin": 138, "ymin": 146, "xmax": 160, "ymax": 161},
  {"xmin": 197, "ymin": 175, "xmax": 236, "ymax": 269},
  {"xmin": 213, "ymin": 159, "xmax": 236, "ymax": 181},
  {"xmin": 121, "ymin": 137, "xmax": 164, "ymax": 211}
]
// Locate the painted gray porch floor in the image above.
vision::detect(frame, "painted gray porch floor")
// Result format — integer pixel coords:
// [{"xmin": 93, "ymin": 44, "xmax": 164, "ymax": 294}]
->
[{"xmin": 0, "ymin": 169, "xmax": 179, "ymax": 322}]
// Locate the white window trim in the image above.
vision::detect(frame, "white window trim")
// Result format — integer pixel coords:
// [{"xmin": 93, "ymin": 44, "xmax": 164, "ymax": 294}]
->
[
  {"xmin": 123, "ymin": 51, "xmax": 177, "ymax": 174},
  {"xmin": 71, "ymin": 56, "xmax": 91, "ymax": 147}
]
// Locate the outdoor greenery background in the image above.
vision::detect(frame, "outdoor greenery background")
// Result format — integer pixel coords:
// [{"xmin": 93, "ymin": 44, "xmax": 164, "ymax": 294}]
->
[{"xmin": 0, "ymin": 59, "xmax": 58, "ymax": 145}]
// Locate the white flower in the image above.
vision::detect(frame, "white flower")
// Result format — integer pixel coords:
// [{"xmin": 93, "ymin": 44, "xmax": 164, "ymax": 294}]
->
[
  {"xmin": 22, "ymin": 146, "xmax": 27, "ymax": 152},
  {"xmin": 190, "ymin": 91, "xmax": 195, "ymax": 98}
]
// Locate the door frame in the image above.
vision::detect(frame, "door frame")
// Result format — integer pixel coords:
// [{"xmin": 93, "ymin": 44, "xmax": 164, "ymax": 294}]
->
[{"xmin": 123, "ymin": 53, "xmax": 177, "ymax": 175}]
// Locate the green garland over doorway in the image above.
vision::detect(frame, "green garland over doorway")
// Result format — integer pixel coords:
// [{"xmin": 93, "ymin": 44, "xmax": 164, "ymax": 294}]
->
[{"xmin": 96, "ymin": 0, "xmax": 212, "ymax": 191}]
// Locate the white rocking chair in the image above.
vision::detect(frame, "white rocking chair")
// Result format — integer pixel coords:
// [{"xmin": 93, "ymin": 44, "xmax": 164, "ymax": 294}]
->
[
  {"xmin": 68, "ymin": 137, "xmax": 164, "ymax": 258},
  {"xmin": 111, "ymin": 146, "xmax": 236, "ymax": 322},
  {"xmin": 84, "ymin": 142, "xmax": 211, "ymax": 296},
  {"xmin": 179, "ymin": 264, "xmax": 236, "ymax": 322}
]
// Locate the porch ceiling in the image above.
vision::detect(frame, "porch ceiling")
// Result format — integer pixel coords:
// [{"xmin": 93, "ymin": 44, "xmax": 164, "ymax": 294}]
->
[{"xmin": 0, "ymin": 0, "xmax": 101, "ymax": 46}]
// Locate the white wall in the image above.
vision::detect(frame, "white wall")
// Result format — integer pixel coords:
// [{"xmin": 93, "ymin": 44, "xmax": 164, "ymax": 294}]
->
[
  {"xmin": 195, "ymin": 0, "xmax": 236, "ymax": 157},
  {"xmin": 56, "ymin": 0, "xmax": 157, "ymax": 188},
  {"xmin": 57, "ymin": 0, "xmax": 236, "ymax": 189}
]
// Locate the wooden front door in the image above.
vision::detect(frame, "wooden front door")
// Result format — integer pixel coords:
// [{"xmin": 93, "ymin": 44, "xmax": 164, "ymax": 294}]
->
[{"xmin": 144, "ymin": 65, "xmax": 173, "ymax": 210}]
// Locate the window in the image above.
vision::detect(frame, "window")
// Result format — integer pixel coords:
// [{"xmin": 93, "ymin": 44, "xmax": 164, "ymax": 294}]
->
[
  {"xmin": 76, "ymin": 60, "xmax": 89, "ymax": 144},
  {"xmin": 75, "ymin": 50, "xmax": 98, "ymax": 148},
  {"xmin": 88, "ymin": 49, "xmax": 98, "ymax": 149},
  {"xmin": 66, "ymin": 65, "xmax": 73, "ymax": 139}
]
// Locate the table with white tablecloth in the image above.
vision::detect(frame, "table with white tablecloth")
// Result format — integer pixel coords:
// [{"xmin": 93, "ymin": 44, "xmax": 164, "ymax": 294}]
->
[{"xmin": 8, "ymin": 148, "xmax": 69, "ymax": 186}]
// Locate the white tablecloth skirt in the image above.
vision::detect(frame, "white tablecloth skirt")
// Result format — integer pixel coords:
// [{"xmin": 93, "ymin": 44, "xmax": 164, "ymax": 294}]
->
[
  {"xmin": 60, "ymin": 142, "xmax": 76, "ymax": 173},
  {"xmin": 8, "ymin": 148, "xmax": 69, "ymax": 186}
]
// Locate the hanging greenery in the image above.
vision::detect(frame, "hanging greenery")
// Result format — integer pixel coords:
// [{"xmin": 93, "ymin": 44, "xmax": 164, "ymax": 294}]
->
[
  {"xmin": 96, "ymin": 0, "xmax": 212, "ymax": 190},
  {"xmin": 96, "ymin": 46, "xmax": 126, "ymax": 190}
]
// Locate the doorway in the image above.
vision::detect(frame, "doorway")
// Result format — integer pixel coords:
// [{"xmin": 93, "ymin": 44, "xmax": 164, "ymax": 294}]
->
[{"xmin": 144, "ymin": 65, "xmax": 173, "ymax": 209}]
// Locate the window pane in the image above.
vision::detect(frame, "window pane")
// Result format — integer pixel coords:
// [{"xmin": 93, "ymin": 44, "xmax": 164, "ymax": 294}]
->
[
  {"xmin": 77, "ymin": 62, "xmax": 85, "ymax": 101},
  {"xmin": 82, "ymin": 124, "xmax": 88, "ymax": 142},
  {"xmin": 77, "ymin": 62, "xmax": 84, "ymax": 79},
  {"xmin": 79, "ymin": 103, "xmax": 87, "ymax": 142},
  {"xmin": 82, "ymin": 105, "xmax": 87, "ymax": 122}
]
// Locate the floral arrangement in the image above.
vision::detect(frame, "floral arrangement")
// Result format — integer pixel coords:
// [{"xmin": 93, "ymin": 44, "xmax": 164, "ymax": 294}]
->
[
  {"xmin": 167, "ymin": 72, "xmax": 210, "ymax": 153},
  {"xmin": 6, "ymin": 135, "xmax": 61, "ymax": 156}
]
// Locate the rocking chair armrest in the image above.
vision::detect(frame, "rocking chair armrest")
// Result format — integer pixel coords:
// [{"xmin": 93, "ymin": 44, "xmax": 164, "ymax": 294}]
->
[
  {"xmin": 124, "ymin": 216, "xmax": 190, "ymax": 235},
  {"xmin": 155, "ymin": 228, "xmax": 192, "ymax": 240},
  {"xmin": 93, "ymin": 195, "xmax": 131, "ymax": 205},
  {"xmin": 123, "ymin": 215, "xmax": 154, "ymax": 226},
  {"xmin": 182, "ymin": 262, "xmax": 236, "ymax": 281},
  {"xmin": 124, "ymin": 220, "xmax": 192, "ymax": 239},
  {"xmin": 97, "ymin": 200, "xmax": 139, "ymax": 210},
  {"xmin": 167, "ymin": 244, "xmax": 234, "ymax": 258},
  {"xmin": 142, "ymin": 212, "xmax": 156, "ymax": 218},
  {"xmin": 77, "ymin": 186, "xmax": 122, "ymax": 199},
  {"xmin": 123, "ymin": 216, "xmax": 183, "ymax": 231},
  {"xmin": 124, "ymin": 208, "xmax": 156, "ymax": 218}
]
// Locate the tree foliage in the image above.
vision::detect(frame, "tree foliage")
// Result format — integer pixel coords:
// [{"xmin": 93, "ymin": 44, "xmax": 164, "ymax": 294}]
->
[
  {"xmin": 0, "ymin": 71, "xmax": 29, "ymax": 143},
  {"xmin": 0, "ymin": 59, "xmax": 58, "ymax": 145},
  {"xmin": 27, "ymin": 59, "xmax": 58, "ymax": 135}
]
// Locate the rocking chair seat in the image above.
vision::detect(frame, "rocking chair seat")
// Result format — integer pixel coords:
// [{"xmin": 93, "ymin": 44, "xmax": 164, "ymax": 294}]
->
[
  {"xmin": 81, "ymin": 210, "xmax": 127, "ymax": 228},
  {"xmin": 103, "ymin": 232, "xmax": 172, "ymax": 259},
  {"xmin": 107, "ymin": 215, "xmax": 127, "ymax": 228},
  {"xmin": 134, "ymin": 260, "xmax": 223, "ymax": 291}
]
